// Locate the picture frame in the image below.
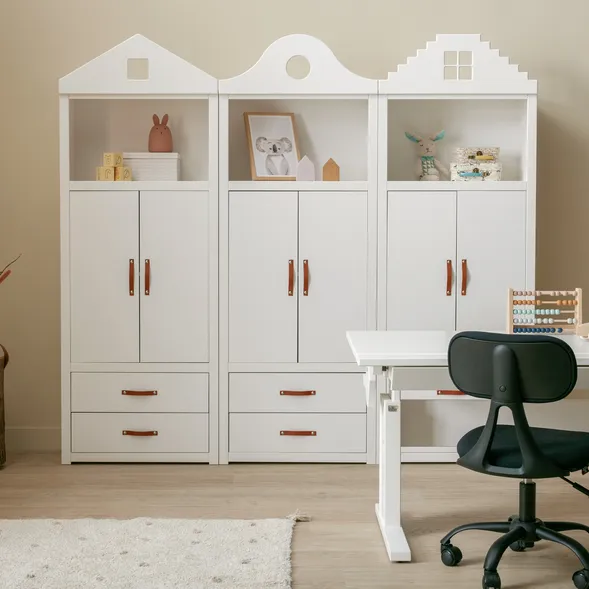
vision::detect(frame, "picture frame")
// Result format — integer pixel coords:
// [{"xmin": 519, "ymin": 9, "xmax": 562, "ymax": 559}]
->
[{"xmin": 244, "ymin": 112, "xmax": 301, "ymax": 180}]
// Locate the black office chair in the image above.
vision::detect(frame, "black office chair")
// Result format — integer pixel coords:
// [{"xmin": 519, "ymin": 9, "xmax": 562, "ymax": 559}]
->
[{"xmin": 440, "ymin": 331, "xmax": 589, "ymax": 589}]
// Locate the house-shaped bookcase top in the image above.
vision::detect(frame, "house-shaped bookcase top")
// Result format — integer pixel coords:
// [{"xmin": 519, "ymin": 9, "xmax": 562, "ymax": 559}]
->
[
  {"xmin": 382, "ymin": 34, "xmax": 537, "ymax": 182},
  {"xmin": 59, "ymin": 34, "xmax": 216, "ymax": 95},
  {"xmin": 220, "ymin": 34, "xmax": 377, "ymax": 182},
  {"xmin": 60, "ymin": 34, "xmax": 217, "ymax": 182},
  {"xmin": 380, "ymin": 34, "xmax": 537, "ymax": 95}
]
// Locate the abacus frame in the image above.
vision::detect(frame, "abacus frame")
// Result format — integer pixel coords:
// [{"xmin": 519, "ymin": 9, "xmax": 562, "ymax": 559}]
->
[{"xmin": 507, "ymin": 288, "xmax": 583, "ymax": 335}]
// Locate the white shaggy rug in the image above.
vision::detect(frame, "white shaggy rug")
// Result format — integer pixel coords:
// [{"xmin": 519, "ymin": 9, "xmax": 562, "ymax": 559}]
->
[{"xmin": 0, "ymin": 517, "xmax": 296, "ymax": 588}]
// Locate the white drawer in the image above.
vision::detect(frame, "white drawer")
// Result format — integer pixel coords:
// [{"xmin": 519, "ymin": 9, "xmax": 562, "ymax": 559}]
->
[
  {"xmin": 229, "ymin": 373, "xmax": 366, "ymax": 413},
  {"xmin": 229, "ymin": 413, "xmax": 366, "ymax": 453},
  {"xmin": 71, "ymin": 413, "xmax": 208, "ymax": 453},
  {"xmin": 71, "ymin": 373, "xmax": 208, "ymax": 413}
]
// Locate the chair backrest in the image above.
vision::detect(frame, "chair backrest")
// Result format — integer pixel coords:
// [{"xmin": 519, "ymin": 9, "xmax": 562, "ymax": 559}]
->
[{"xmin": 448, "ymin": 331, "xmax": 578, "ymax": 478}]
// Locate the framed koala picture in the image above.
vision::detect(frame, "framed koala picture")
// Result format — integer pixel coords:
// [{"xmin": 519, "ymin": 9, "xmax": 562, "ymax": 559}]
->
[{"xmin": 244, "ymin": 112, "xmax": 301, "ymax": 180}]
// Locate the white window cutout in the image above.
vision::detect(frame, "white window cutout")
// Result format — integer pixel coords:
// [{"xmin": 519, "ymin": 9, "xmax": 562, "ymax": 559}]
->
[
  {"xmin": 286, "ymin": 55, "xmax": 310, "ymax": 80},
  {"xmin": 444, "ymin": 51, "xmax": 473, "ymax": 80},
  {"xmin": 127, "ymin": 58, "xmax": 149, "ymax": 80}
]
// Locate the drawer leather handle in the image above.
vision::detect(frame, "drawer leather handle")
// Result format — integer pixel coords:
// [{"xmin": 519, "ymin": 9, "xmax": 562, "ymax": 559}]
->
[
  {"xmin": 461, "ymin": 259, "xmax": 467, "ymax": 295},
  {"xmin": 129, "ymin": 259, "xmax": 135, "ymax": 296},
  {"xmin": 122, "ymin": 430, "xmax": 158, "ymax": 436},
  {"xmin": 437, "ymin": 389, "xmax": 465, "ymax": 396},
  {"xmin": 288, "ymin": 259, "xmax": 294, "ymax": 296},
  {"xmin": 303, "ymin": 259, "xmax": 309, "ymax": 296},
  {"xmin": 446, "ymin": 260, "xmax": 452, "ymax": 296},
  {"xmin": 280, "ymin": 430, "xmax": 316, "ymax": 436},
  {"xmin": 144, "ymin": 259, "xmax": 151, "ymax": 295},
  {"xmin": 121, "ymin": 390, "xmax": 158, "ymax": 396},
  {"xmin": 280, "ymin": 390, "xmax": 316, "ymax": 396}
]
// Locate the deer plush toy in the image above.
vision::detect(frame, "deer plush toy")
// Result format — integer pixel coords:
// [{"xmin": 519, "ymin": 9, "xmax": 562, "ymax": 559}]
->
[
  {"xmin": 148, "ymin": 114, "xmax": 173, "ymax": 152},
  {"xmin": 404, "ymin": 130, "xmax": 448, "ymax": 180}
]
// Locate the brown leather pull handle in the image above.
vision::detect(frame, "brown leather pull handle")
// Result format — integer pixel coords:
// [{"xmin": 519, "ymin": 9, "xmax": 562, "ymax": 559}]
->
[
  {"xmin": 129, "ymin": 259, "xmax": 135, "ymax": 296},
  {"xmin": 446, "ymin": 259, "xmax": 452, "ymax": 296},
  {"xmin": 280, "ymin": 390, "xmax": 316, "ymax": 396},
  {"xmin": 437, "ymin": 389, "xmax": 465, "ymax": 396},
  {"xmin": 280, "ymin": 430, "xmax": 316, "ymax": 436},
  {"xmin": 122, "ymin": 430, "xmax": 158, "ymax": 436},
  {"xmin": 288, "ymin": 260, "xmax": 294, "ymax": 296},
  {"xmin": 303, "ymin": 260, "xmax": 309, "ymax": 296},
  {"xmin": 461, "ymin": 259, "xmax": 467, "ymax": 295},
  {"xmin": 144, "ymin": 259, "xmax": 151, "ymax": 295},
  {"xmin": 122, "ymin": 390, "xmax": 158, "ymax": 396}
]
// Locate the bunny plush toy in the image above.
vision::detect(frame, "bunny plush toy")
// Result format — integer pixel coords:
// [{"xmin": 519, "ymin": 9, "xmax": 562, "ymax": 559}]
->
[
  {"xmin": 404, "ymin": 130, "xmax": 448, "ymax": 181},
  {"xmin": 148, "ymin": 114, "xmax": 173, "ymax": 152}
]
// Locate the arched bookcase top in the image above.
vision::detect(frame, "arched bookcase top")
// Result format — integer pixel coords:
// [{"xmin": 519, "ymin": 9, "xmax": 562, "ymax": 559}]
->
[{"xmin": 219, "ymin": 34, "xmax": 377, "ymax": 96}]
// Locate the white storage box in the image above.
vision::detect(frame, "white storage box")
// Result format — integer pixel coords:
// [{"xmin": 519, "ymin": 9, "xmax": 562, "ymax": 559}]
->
[
  {"xmin": 454, "ymin": 147, "xmax": 500, "ymax": 164},
  {"xmin": 450, "ymin": 161, "xmax": 502, "ymax": 181},
  {"xmin": 123, "ymin": 152, "xmax": 180, "ymax": 181}
]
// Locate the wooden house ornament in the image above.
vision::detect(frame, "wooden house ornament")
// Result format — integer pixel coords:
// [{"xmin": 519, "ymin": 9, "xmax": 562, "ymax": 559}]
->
[{"xmin": 322, "ymin": 158, "xmax": 340, "ymax": 181}]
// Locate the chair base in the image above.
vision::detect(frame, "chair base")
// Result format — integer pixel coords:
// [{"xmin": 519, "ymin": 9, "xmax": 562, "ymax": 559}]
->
[{"xmin": 440, "ymin": 481, "xmax": 589, "ymax": 589}]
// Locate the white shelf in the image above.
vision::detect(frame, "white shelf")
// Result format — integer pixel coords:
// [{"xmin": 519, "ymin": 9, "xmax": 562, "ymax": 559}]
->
[
  {"xmin": 228, "ymin": 181, "xmax": 367, "ymax": 192},
  {"xmin": 387, "ymin": 181, "xmax": 527, "ymax": 191},
  {"xmin": 70, "ymin": 181, "xmax": 209, "ymax": 191}
]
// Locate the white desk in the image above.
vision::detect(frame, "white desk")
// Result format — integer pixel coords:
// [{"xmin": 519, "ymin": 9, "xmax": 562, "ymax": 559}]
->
[{"xmin": 346, "ymin": 330, "xmax": 589, "ymax": 562}]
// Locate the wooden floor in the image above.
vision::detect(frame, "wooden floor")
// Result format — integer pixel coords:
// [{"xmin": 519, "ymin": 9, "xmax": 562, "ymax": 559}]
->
[{"xmin": 1, "ymin": 454, "xmax": 589, "ymax": 587}]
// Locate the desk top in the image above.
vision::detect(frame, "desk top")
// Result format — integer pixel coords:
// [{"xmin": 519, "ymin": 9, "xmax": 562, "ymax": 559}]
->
[{"xmin": 346, "ymin": 330, "xmax": 589, "ymax": 367}]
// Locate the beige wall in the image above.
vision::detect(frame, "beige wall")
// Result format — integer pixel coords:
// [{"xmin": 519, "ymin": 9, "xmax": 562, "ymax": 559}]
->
[{"xmin": 1, "ymin": 0, "xmax": 587, "ymax": 450}]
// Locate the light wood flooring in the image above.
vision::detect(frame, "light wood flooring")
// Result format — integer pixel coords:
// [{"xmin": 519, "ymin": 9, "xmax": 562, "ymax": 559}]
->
[{"xmin": 1, "ymin": 453, "xmax": 589, "ymax": 588}]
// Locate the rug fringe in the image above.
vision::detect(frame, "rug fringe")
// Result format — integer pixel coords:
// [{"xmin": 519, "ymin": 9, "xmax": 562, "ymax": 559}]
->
[{"xmin": 287, "ymin": 509, "xmax": 311, "ymax": 522}]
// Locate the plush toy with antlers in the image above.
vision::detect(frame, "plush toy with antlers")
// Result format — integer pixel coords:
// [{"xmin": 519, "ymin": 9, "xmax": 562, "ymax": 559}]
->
[{"xmin": 404, "ymin": 130, "xmax": 448, "ymax": 181}]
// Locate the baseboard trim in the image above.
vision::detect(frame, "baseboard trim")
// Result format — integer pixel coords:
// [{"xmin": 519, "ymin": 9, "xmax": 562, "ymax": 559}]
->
[{"xmin": 6, "ymin": 426, "xmax": 61, "ymax": 452}]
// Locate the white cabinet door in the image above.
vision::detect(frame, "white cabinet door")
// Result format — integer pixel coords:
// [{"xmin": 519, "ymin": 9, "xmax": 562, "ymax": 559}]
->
[
  {"xmin": 298, "ymin": 192, "xmax": 368, "ymax": 363},
  {"xmin": 70, "ymin": 191, "xmax": 139, "ymax": 363},
  {"xmin": 387, "ymin": 191, "xmax": 456, "ymax": 331},
  {"xmin": 456, "ymin": 191, "xmax": 526, "ymax": 331},
  {"xmin": 140, "ymin": 191, "xmax": 209, "ymax": 363},
  {"xmin": 229, "ymin": 192, "xmax": 298, "ymax": 363}
]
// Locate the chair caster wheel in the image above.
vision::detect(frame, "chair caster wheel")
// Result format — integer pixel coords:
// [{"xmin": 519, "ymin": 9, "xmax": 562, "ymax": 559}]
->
[
  {"xmin": 573, "ymin": 569, "xmax": 589, "ymax": 589},
  {"xmin": 440, "ymin": 544, "xmax": 462, "ymax": 567},
  {"xmin": 483, "ymin": 570, "xmax": 501, "ymax": 589},
  {"xmin": 510, "ymin": 539, "xmax": 533, "ymax": 552}
]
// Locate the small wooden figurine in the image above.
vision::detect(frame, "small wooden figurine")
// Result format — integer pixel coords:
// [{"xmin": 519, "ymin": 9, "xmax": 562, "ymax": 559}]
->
[
  {"xmin": 149, "ymin": 114, "xmax": 173, "ymax": 152},
  {"xmin": 296, "ymin": 156, "xmax": 315, "ymax": 181},
  {"xmin": 322, "ymin": 158, "xmax": 340, "ymax": 181}
]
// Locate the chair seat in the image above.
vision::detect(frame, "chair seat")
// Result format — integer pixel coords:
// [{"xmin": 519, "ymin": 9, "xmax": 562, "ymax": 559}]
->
[{"xmin": 458, "ymin": 424, "xmax": 589, "ymax": 472}]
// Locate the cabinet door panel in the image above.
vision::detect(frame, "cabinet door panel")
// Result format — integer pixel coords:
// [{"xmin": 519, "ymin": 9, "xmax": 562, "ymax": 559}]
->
[
  {"xmin": 229, "ymin": 192, "xmax": 298, "ymax": 363},
  {"xmin": 387, "ymin": 191, "xmax": 456, "ymax": 331},
  {"xmin": 298, "ymin": 192, "xmax": 368, "ymax": 363},
  {"xmin": 456, "ymin": 191, "xmax": 526, "ymax": 331},
  {"xmin": 70, "ymin": 191, "xmax": 139, "ymax": 363},
  {"xmin": 140, "ymin": 191, "xmax": 209, "ymax": 362}
]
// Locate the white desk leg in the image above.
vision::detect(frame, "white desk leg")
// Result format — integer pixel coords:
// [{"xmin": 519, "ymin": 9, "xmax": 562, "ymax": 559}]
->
[{"xmin": 376, "ymin": 390, "xmax": 411, "ymax": 562}]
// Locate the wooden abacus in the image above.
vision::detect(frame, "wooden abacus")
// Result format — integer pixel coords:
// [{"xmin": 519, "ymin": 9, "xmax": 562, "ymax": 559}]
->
[{"xmin": 507, "ymin": 288, "xmax": 583, "ymax": 335}]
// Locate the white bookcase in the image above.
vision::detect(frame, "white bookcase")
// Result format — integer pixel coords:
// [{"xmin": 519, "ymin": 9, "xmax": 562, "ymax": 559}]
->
[
  {"xmin": 218, "ymin": 34, "xmax": 378, "ymax": 464},
  {"xmin": 59, "ymin": 35, "xmax": 219, "ymax": 464},
  {"xmin": 377, "ymin": 34, "xmax": 538, "ymax": 462},
  {"xmin": 58, "ymin": 32, "xmax": 548, "ymax": 466}
]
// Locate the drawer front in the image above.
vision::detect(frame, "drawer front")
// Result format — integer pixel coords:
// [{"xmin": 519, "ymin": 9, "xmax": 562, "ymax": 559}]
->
[
  {"xmin": 71, "ymin": 413, "xmax": 208, "ymax": 453},
  {"xmin": 229, "ymin": 413, "xmax": 366, "ymax": 453},
  {"xmin": 229, "ymin": 373, "xmax": 366, "ymax": 413},
  {"xmin": 71, "ymin": 373, "xmax": 208, "ymax": 413}
]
